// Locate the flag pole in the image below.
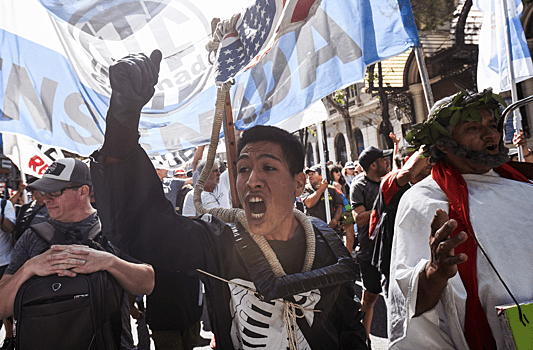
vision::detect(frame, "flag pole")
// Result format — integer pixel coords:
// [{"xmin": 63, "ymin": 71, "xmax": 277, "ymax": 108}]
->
[
  {"xmin": 316, "ymin": 122, "xmax": 331, "ymax": 223},
  {"xmin": 14, "ymin": 144, "xmax": 28, "ymax": 203},
  {"xmin": 222, "ymin": 90, "xmax": 241, "ymax": 208},
  {"xmin": 414, "ymin": 45, "xmax": 435, "ymax": 112},
  {"xmin": 501, "ymin": 0, "xmax": 524, "ymax": 161}
]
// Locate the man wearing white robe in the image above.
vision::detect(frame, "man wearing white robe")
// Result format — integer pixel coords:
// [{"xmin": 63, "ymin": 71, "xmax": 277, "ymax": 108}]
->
[{"xmin": 388, "ymin": 89, "xmax": 533, "ymax": 350}]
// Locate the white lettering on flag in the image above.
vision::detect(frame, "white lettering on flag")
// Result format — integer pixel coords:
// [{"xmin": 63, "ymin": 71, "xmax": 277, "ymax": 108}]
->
[{"xmin": 0, "ymin": 0, "xmax": 419, "ymax": 157}]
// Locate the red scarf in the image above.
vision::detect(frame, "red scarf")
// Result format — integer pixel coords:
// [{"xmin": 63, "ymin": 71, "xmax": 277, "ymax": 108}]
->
[{"xmin": 431, "ymin": 160, "xmax": 530, "ymax": 350}]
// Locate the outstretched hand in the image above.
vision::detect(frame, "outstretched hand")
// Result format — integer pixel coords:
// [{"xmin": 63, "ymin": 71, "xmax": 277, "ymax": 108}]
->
[
  {"xmin": 109, "ymin": 50, "xmax": 162, "ymax": 107},
  {"xmin": 415, "ymin": 209, "xmax": 468, "ymax": 316},
  {"xmin": 427, "ymin": 209, "xmax": 468, "ymax": 282}
]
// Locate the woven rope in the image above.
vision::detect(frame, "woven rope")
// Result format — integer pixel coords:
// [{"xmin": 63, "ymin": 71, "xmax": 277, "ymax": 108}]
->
[
  {"xmin": 283, "ymin": 301, "xmax": 305, "ymax": 350},
  {"xmin": 205, "ymin": 14, "xmax": 241, "ymax": 64}
]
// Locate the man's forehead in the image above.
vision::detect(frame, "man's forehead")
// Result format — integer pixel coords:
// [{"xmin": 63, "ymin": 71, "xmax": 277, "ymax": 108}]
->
[{"xmin": 238, "ymin": 141, "xmax": 285, "ymax": 160}]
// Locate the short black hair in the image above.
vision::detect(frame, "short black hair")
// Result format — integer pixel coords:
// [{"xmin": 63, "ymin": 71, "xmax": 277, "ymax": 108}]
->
[{"xmin": 237, "ymin": 125, "xmax": 304, "ymax": 177}]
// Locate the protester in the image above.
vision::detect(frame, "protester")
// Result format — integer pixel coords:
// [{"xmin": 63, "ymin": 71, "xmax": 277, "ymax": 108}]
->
[
  {"xmin": 511, "ymin": 129, "xmax": 533, "ymax": 163},
  {"xmin": 156, "ymin": 167, "xmax": 193, "ymax": 214},
  {"xmin": 368, "ymin": 147, "xmax": 431, "ymax": 294},
  {"xmin": 329, "ymin": 164, "xmax": 349, "ymax": 196},
  {"xmin": 13, "ymin": 180, "xmax": 50, "ymax": 242},
  {"xmin": 342, "ymin": 161, "xmax": 358, "ymax": 187},
  {"xmin": 0, "ymin": 158, "xmax": 155, "ymax": 350},
  {"xmin": 326, "ymin": 166, "xmax": 357, "ymax": 255},
  {"xmin": 0, "ymin": 194, "xmax": 15, "ymax": 349},
  {"xmin": 90, "ymin": 51, "xmax": 367, "ymax": 350},
  {"xmin": 8, "ymin": 183, "xmax": 26, "ymax": 211},
  {"xmin": 174, "ymin": 168, "xmax": 187, "ymax": 179},
  {"xmin": 388, "ymin": 88, "xmax": 533, "ymax": 349},
  {"xmin": 182, "ymin": 159, "xmax": 231, "ymax": 217},
  {"xmin": 302, "ymin": 165, "xmax": 344, "ymax": 231},
  {"xmin": 388, "ymin": 132, "xmax": 402, "ymax": 171},
  {"xmin": 350, "ymin": 146, "xmax": 391, "ymax": 342}
]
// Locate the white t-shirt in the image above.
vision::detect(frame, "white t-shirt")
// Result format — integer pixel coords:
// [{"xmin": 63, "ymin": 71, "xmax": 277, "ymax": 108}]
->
[
  {"xmin": 0, "ymin": 199, "xmax": 17, "ymax": 266},
  {"xmin": 182, "ymin": 170, "xmax": 232, "ymax": 216}
]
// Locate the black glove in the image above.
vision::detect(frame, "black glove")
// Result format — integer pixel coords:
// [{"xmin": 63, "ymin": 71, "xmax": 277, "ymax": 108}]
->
[
  {"xmin": 109, "ymin": 50, "xmax": 162, "ymax": 113},
  {"xmin": 100, "ymin": 50, "xmax": 162, "ymax": 159}
]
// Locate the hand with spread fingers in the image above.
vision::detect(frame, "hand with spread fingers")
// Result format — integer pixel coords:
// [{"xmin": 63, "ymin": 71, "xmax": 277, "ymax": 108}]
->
[
  {"xmin": 415, "ymin": 209, "xmax": 468, "ymax": 316},
  {"xmin": 427, "ymin": 209, "xmax": 468, "ymax": 281}
]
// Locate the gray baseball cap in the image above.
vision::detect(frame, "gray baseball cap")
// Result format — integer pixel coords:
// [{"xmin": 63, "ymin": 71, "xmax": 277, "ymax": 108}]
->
[{"xmin": 27, "ymin": 158, "xmax": 92, "ymax": 193}]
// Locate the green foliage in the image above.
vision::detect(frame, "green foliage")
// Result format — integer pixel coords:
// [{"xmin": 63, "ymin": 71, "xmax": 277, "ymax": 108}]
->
[
  {"xmin": 405, "ymin": 89, "xmax": 507, "ymax": 158},
  {"xmin": 333, "ymin": 90, "xmax": 346, "ymax": 105},
  {"xmin": 411, "ymin": 0, "xmax": 456, "ymax": 31}
]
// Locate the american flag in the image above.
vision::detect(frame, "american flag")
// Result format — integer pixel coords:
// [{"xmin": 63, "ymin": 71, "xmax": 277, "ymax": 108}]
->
[{"xmin": 215, "ymin": 0, "xmax": 321, "ymax": 84}]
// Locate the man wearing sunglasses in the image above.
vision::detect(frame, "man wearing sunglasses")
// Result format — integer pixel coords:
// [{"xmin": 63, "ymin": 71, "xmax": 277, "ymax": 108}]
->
[{"xmin": 0, "ymin": 158, "xmax": 155, "ymax": 349}]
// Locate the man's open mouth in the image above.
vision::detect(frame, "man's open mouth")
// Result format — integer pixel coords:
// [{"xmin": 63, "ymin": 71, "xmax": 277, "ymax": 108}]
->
[
  {"xmin": 486, "ymin": 144, "xmax": 497, "ymax": 151},
  {"xmin": 249, "ymin": 197, "xmax": 266, "ymax": 219}
]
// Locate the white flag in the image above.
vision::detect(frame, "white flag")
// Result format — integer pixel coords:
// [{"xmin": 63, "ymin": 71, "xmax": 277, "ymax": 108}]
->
[
  {"xmin": 3, "ymin": 134, "xmax": 64, "ymax": 178},
  {"xmin": 475, "ymin": 0, "xmax": 533, "ymax": 93}
]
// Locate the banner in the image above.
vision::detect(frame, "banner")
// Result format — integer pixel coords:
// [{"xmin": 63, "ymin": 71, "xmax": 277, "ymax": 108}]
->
[
  {"xmin": 2, "ymin": 133, "xmax": 64, "ymax": 177},
  {"xmin": 0, "ymin": 0, "xmax": 420, "ymax": 157},
  {"xmin": 474, "ymin": 0, "xmax": 533, "ymax": 93}
]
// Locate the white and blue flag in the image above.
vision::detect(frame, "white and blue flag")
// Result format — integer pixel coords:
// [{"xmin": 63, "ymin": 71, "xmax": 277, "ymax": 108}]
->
[
  {"xmin": 0, "ymin": 0, "xmax": 420, "ymax": 158},
  {"xmin": 474, "ymin": 0, "xmax": 533, "ymax": 93}
]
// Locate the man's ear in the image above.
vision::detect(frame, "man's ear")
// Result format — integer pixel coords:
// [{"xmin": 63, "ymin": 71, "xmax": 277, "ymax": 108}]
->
[
  {"xmin": 295, "ymin": 172, "xmax": 306, "ymax": 197},
  {"xmin": 80, "ymin": 185, "xmax": 91, "ymax": 197}
]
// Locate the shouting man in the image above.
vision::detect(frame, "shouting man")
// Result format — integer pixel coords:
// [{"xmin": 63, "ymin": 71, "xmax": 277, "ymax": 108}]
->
[
  {"xmin": 90, "ymin": 51, "xmax": 367, "ymax": 350},
  {"xmin": 388, "ymin": 89, "xmax": 533, "ymax": 350}
]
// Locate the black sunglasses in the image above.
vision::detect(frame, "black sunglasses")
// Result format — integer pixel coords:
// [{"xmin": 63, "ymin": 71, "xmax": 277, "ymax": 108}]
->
[{"xmin": 40, "ymin": 186, "xmax": 82, "ymax": 198}]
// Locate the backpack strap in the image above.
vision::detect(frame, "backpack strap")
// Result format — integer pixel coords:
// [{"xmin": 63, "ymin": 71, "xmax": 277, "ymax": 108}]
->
[
  {"xmin": 30, "ymin": 222, "xmax": 61, "ymax": 245},
  {"xmin": 86, "ymin": 220, "xmax": 102, "ymax": 240},
  {"xmin": 15, "ymin": 203, "xmax": 45, "ymax": 239},
  {"xmin": 30, "ymin": 220, "xmax": 102, "ymax": 246},
  {"xmin": 1, "ymin": 198, "xmax": 6, "ymax": 228}
]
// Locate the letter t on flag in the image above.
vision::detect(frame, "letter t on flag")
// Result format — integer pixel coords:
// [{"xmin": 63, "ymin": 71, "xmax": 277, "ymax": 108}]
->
[
  {"xmin": 213, "ymin": 0, "xmax": 321, "ymax": 85},
  {"xmin": 474, "ymin": 0, "xmax": 533, "ymax": 93}
]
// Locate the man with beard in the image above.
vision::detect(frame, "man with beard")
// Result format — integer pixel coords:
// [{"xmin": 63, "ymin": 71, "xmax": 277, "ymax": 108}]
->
[
  {"xmin": 388, "ymin": 89, "xmax": 533, "ymax": 350},
  {"xmin": 182, "ymin": 159, "xmax": 231, "ymax": 217},
  {"xmin": 90, "ymin": 51, "xmax": 367, "ymax": 350}
]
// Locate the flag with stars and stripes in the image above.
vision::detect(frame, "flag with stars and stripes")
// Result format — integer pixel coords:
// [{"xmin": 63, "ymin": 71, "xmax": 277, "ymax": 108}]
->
[{"xmin": 215, "ymin": 0, "xmax": 321, "ymax": 84}]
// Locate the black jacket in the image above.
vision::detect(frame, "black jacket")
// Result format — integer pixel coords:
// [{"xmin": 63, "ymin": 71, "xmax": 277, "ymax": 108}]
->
[{"xmin": 91, "ymin": 146, "xmax": 366, "ymax": 350}]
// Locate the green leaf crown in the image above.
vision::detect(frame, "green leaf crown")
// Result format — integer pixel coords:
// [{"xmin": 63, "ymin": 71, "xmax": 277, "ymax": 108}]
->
[{"xmin": 405, "ymin": 88, "xmax": 507, "ymax": 158}]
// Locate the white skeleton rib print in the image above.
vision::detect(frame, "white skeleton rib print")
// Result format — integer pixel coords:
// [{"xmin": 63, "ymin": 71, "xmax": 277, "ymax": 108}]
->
[{"xmin": 229, "ymin": 278, "xmax": 321, "ymax": 349}]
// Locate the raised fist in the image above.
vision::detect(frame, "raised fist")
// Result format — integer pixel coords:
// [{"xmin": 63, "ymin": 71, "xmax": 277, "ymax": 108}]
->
[{"xmin": 109, "ymin": 50, "xmax": 162, "ymax": 109}]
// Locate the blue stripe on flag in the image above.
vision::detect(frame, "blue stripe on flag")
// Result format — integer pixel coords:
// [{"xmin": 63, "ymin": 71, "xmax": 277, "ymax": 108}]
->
[{"xmin": 0, "ymin": 29, "xmax": 108, "ymax": 155}]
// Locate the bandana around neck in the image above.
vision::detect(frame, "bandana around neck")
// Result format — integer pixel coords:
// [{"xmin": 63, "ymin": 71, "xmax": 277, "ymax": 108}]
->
[{"xmin": 431, "ymin": 160, "xmax": 530, "ymax": 350}]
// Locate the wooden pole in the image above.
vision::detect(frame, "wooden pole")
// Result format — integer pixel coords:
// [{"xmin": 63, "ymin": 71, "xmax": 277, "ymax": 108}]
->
[{"xmin": 223, "ymin": 90, "xmax": 241, "ymax": 208}]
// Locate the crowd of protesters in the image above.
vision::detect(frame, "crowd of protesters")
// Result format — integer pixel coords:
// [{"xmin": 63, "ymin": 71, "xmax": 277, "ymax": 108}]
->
[{"xmin": 0, "ymin": 50, "xmax": 532, "ymax": 350}]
